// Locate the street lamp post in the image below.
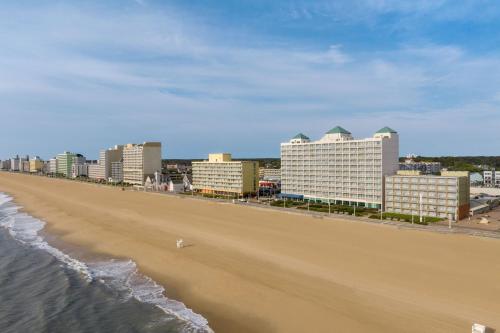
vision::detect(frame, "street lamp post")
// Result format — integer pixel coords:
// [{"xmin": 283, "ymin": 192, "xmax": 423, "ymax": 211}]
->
[{"xmin": 419, "ymin": 193, "xmax": 423, "ymax": 223}]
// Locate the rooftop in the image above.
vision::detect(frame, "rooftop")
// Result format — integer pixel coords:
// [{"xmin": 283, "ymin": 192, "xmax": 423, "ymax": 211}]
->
[
  {"xmin": 292, "ymin": 133, "xmax": 310, "ymax": 140},
  {"xmin": 376, "ymin": 126, "xmax": 397, "ymax": 134},
  {"xmin": 326, "ymin": 126, "xmax": 351, "ymax": 134}
]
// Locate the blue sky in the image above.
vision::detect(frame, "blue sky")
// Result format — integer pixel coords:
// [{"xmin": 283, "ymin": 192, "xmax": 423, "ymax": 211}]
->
[{"xmin": 1, "ymin": 0, "xmax": 500, "ymax": 159}]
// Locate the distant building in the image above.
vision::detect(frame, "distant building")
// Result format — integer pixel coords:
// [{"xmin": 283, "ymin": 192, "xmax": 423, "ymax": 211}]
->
[
  {"xmin": 280, "ymin": 126, "xmax": 399, "ymax": 209},
  {"xmin": 57, "ymin": 152, "xmax": 76, "ymax": 176},
  {"xmin": 166, "ymin": 163, "xmax": 190, "ymax": 173},
  {"xmin": 10, "ymin": 155, "xmax": 20, "ymax": 171},
  {"xmin": 111, "ymin": 161, "xmax": 123, "ymax": 183},
  {"xmin": 0, "ymin": 160, "xmax": 10, "ymax": 170},
  {"xmin": 483, "ymin": 170, "xmax": 495, "ymax": 187},
  {"xmin": 20, "ymin": 160, "xmax": 30, "ymax": 173},
  {"xmin": 192, "ymin": 153, "xmax": 259, "ymax": 196},
  {"xmin": 48, "ymin": 158, "xmax": 58, "ymax": 174},
  {"xmin": 495, "ymin": 171, "xmax": 500, "ymax": 187},
  {"xmin": 399, "ymin": 154, "xmax": 441, "ymax": 174},
  {"xmin": 123, "ymin": 142, "xmax": 162, "ymax": 185},
  {"xmin": 71, "ymin": 163, "xmax": 88, "ymax": 178},
  {"xmin": 100, "ymin": 145, "xmax": 124, "ymax": 180},
  {"xmin": 167, "ymin": 179, "xmax": 185, "ymax": 193},
  {"xmin": 29, "ymin": 156, "xmax": 44, "ymax": 173},
  {"xmin": 385, "ymin": 170, "xmax": 470, "ymax": 221},
  {"xmin": 259, "ymin": 168, "xmax": 281, "ymax": 181},
  {"xmin": 87, "ymin": 163, "xmax": 100, "ymax": 180},
  {"xmin": 470, "ymin": 172, "xmax": 483, "ymax": 186}
]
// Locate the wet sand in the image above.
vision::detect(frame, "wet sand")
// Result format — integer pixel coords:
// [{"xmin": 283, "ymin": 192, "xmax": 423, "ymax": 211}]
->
[{"xmin": 0, "ymin": 172, "xmax": 499, "ymax": 332}]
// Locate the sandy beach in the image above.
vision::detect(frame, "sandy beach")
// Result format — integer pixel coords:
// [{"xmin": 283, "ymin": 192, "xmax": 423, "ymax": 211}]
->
[{"xmin": 0, "ymin": 172, "xmax": 499, "ymax": 332}]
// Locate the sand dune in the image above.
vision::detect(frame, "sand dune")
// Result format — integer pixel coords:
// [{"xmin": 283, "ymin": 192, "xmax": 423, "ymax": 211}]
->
[{"xmin": 0, "ymin": 172, "xmax": 499, "ymax": 333}]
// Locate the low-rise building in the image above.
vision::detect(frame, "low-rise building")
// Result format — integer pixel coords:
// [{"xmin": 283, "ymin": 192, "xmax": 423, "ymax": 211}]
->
[
  {"xmin": 495, "ymin": 171, "xmax": 500, "ymax": 187},
  {"xmin": 484, "ymin": 170, "xmax": 494, "ymax": 187},
  {"xmin": 385, "ymin": 170, "xmax": 470, "ymax": 221},
  {"xmin": 259, "ymin": 168, "xmax": 281, "ymax": 181},
  {"xmin": 192, "ymin": 153, "xmax": 258, "ymax": 196},
  {"xmin": 399, "ymin": 155, "xmax": 441, "ymax": 174}
]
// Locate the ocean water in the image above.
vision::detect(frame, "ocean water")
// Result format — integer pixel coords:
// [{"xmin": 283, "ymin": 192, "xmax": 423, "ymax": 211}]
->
[{"xmin": 0, "ymin": 193, "xmax": 213, "ymax": 333}]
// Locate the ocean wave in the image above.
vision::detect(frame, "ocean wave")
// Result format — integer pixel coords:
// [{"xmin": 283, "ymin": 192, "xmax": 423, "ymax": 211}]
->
[{"xmin": 0, "ymin": 193, "xmax": 213, "ymax": 333}]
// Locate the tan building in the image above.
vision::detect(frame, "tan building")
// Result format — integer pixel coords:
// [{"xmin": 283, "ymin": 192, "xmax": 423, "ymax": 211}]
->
[
  {"xmin": 87, "ymin": 145, "xmax": 124, "ymax": 181},
  {"xmin": 192, "ymin": 153, "xmax": 258, "ymax": 196},
  {"xmin": 385, "ymin": 170, "xmax": 470, "ymax": 221},
  {"xmin": 123, "ymin": 142, "xmax": 162, "ymax": 185},
  {"xmin": 29, "ymin": 157, "xmax": 44, "ymax": 173},
  {"xmin": 87, "ymin": 163, "xmax": 101, "ymax": 180}
]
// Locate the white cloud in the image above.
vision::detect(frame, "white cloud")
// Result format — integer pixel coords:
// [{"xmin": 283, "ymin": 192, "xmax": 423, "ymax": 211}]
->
[{"xmin": 1, "ymin": 2, "xmax": 500, "ymax": 157}]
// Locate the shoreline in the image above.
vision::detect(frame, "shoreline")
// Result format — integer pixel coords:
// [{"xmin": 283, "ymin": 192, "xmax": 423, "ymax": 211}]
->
[
  {"xmin": 1, "ymin": 172, "xmax": 500, "ymax": 332},
  {"xmin": 0, "ymin": 192, "xmax": 212, "ymax": 332},
  {"xmin": 13, "ymin": 172, "xmax": 500, "ymax": 241}
]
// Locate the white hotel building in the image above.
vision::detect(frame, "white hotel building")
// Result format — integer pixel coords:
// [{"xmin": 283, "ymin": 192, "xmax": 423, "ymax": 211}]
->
[{"xmin": 280, "ymin": 126, "xmax": 399, "ymax": 209}]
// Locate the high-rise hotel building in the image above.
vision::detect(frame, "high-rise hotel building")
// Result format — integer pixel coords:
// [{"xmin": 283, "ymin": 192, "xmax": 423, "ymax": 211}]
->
[
  {"xmin": 280, "ymin": 126, "xmax": 399, "ymax": 209},
  {"xmin": 123, "ymin": 142, "xmax": 162, "ymax": 185}
]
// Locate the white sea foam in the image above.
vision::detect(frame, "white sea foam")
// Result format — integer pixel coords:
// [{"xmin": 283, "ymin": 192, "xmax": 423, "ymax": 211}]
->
[
  {"xmin": 91, "ymin": 260, "xmax": 213, "ymax": 333},
  {"xmin": 0, "ymin": 193, "xmax": 213, "ymax": 333}
]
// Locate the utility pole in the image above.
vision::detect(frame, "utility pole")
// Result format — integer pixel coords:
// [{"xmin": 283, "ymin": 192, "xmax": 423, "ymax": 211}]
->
[
  {"xmin": 419, "ymin": 193, "xmax": 423, "ymax": 223},
  {"xmin": 328, "ymin": 201, "xmax": 331, "ymax": 215}
]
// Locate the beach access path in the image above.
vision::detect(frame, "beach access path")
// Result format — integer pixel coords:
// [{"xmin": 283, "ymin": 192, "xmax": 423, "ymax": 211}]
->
[{"xmin": 0, "ymin": 172, "xmax": 499, "ymax": 333}]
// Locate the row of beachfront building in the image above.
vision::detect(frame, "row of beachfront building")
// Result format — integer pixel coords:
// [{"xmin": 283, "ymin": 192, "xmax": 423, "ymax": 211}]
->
[
  {"xmin": 1, "ymin": 142, "xmax": 162, "ymax": 186},
  {"xmin": 0, "ymin": 126, "xmax": 471, "ymax": 221}
]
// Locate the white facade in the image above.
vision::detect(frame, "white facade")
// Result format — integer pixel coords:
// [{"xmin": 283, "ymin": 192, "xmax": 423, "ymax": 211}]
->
[
  {"xmin": 483, "ymin": 171, "xmax": 494, "ymax": 187},
  {"xmin": 495, "ymin": 171, "xmax": 500, "ymax": 187},
  {"xmin": 98, "ymin": 145, "xmax": 123, "ymax": 180},
  {"xmin": 49, "ymin": 158, "xmax": 58, "ymax": 174},
  {"xmin": 10, "ymin": 156, "xmax": 20, "ymax": 171},
  {"xmin": 259, "ymin": 168, "xmax": 281, "ymax": 181},
  {"xmin": 123, "ymin": 142, "xmax": 162, "ymax": 185},
  {"xmin": 87, "ymin": 163, "xmax": 102, "ymax": 180},
  {"xmin": 280, "ymin": 127, "xmax": 399, "ymax": 208},
  {"xmin": 71, "ymin": 163, "xmax": 88, "ymax": 178}
]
